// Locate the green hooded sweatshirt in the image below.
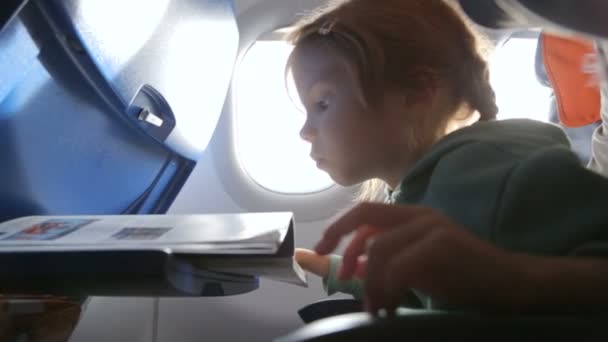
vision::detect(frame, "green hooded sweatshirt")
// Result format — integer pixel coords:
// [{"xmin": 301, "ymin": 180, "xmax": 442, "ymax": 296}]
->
[{"xmin": 323, "ymin": 119, "xmax": 608, "ymax": 309}]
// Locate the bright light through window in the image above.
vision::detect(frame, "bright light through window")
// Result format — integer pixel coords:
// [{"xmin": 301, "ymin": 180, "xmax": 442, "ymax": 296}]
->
[
  {"xmin": 236, "ymin": 41, "xmax": 334, "ymax": 194},
  {"xmin": 489, "ymin": 37, "xmax": 551, "ymax": 122}
]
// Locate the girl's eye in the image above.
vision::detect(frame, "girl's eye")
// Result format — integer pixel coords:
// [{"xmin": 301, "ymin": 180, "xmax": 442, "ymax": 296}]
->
[{"xmin": 316, "ymin": 98, "xmax": 330, "ymax": 112}]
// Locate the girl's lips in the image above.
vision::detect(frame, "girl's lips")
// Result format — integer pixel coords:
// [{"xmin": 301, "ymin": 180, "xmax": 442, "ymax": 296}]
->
[{"xmin": 314, "ymin": 158, "xmax": 327, "ymax": 169}]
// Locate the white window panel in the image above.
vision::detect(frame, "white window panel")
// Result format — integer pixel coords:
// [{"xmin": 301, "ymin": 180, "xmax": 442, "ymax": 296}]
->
[
  {"xmin": 490, "ymin": 37, "xmax": 552, "ymax": 122},
  {"xmin": 235, "ymin": 41, "xmax": 334, "ymax": 194}
]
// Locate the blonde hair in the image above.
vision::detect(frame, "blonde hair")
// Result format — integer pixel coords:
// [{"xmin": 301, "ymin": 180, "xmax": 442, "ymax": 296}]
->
[
  {"xmin": 286, "ymin": 0, "xmax": 498, "ymax": 202},
  {"xmin": 357, "ymin": 179, "xmax": 389, "ymax": 202}
]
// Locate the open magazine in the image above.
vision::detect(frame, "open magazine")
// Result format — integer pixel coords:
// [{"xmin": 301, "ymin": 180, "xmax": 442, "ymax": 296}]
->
[{"xmin": 0, "ymin": 212, "xmax": 307, "ymax": 296}]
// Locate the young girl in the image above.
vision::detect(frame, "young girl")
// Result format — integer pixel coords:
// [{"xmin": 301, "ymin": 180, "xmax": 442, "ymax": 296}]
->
[{"xmin": 289, "ymin": 0, "xmax": 608, "ymax": 313}]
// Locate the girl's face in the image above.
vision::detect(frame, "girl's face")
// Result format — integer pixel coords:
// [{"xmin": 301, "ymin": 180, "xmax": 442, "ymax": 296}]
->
[{"xmin": 291, "ymin": 44, "xmax": 410, "ymax": 187}]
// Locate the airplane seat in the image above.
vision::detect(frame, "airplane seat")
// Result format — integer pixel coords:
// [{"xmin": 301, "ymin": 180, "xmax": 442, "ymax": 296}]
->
[
  {"xmin": 0, "ymin": 1, "xmax": 242, "ymax": 336},
  {"xmin": 534, "ymin": 33, "xmax": 600, "ymax": 164},
  {"xmin": 298, "ymin": 299, "xmax": 363, "ymax": 324},
  {"xmin": 277, "ymin": 311, "xmax": 605, "ymax": 342},
  {"xmin": 0, "ymin": 0, "xmax": 239, "ymax": 222}
]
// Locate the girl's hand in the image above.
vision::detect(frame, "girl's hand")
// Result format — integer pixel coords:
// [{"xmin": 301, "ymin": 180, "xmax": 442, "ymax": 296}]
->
[
  {"xmin": 295, "ymin": 248, "xmax": 331, "ymax": 277},
  {"xmin": 315, "ymin": 203, "xmax": 528, "ymax": 314}
]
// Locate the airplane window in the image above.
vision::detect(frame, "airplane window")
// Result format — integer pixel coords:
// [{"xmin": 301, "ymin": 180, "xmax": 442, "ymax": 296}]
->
[
  {"xmin": 236, "ymin": 41, "xmax": 334, "ymax": 194},
  {"xmin": 489, "ymin": 36, "xmax": 552, "ymax": 122},
  {"xmin": 235, "ymin": 36, "xmax": 549, "ymax": 194}
]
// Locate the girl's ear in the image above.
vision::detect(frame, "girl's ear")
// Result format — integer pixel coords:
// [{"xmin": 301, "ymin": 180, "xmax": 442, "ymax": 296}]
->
[
  {"xmin": 401, "ymin": 67, "xmax": 441, "ymax": 106},
  {"xmin": 379, "ymin": 67, "xmax": 444, "ymax": 124}
]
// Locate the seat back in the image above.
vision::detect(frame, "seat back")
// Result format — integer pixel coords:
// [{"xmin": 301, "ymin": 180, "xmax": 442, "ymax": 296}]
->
[
  {"xmin": 0, "ymin": 0, "xmax": 239, "ymax": 221},
  {"xmin": 535, "ymin": 33, "xmax": 599, "ymax": 164}
]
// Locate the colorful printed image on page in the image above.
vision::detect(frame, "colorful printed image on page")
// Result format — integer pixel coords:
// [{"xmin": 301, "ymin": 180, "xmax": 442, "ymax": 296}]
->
[
  {"xmin": 110, "ymin": 227, "xmax": 171, "ymax": 241},
  {"xmin": 4, "ymin": 219, "xmax": 96, "ymax": 241}
]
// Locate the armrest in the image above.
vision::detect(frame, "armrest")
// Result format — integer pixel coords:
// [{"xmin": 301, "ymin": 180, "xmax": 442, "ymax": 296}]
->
[
  {"xmin": 278, "ymin": 310, "xmax": 606, "ymax": 342},
  {"xmin": 298, "ymin": 299, "xmax": 363, "ymax": 323}
]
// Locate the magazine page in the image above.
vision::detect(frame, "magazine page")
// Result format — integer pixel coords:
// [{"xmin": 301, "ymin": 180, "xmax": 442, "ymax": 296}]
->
[
  {"xmin": 184, "ymin": 256, "xmax": 308, "ymax": 287},
  {"xmin": 0, "ymin": 213, "xmax": 292, "ymax": 254},
  {"xmin": 172, "ymin": 221, "xmax": 308, "ymax": 287}
]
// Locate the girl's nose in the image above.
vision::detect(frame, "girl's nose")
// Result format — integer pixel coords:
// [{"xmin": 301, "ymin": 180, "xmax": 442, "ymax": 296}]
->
[{"xmin": 299, "ymin": 117, "xmax": 316, "ymax": 142}]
